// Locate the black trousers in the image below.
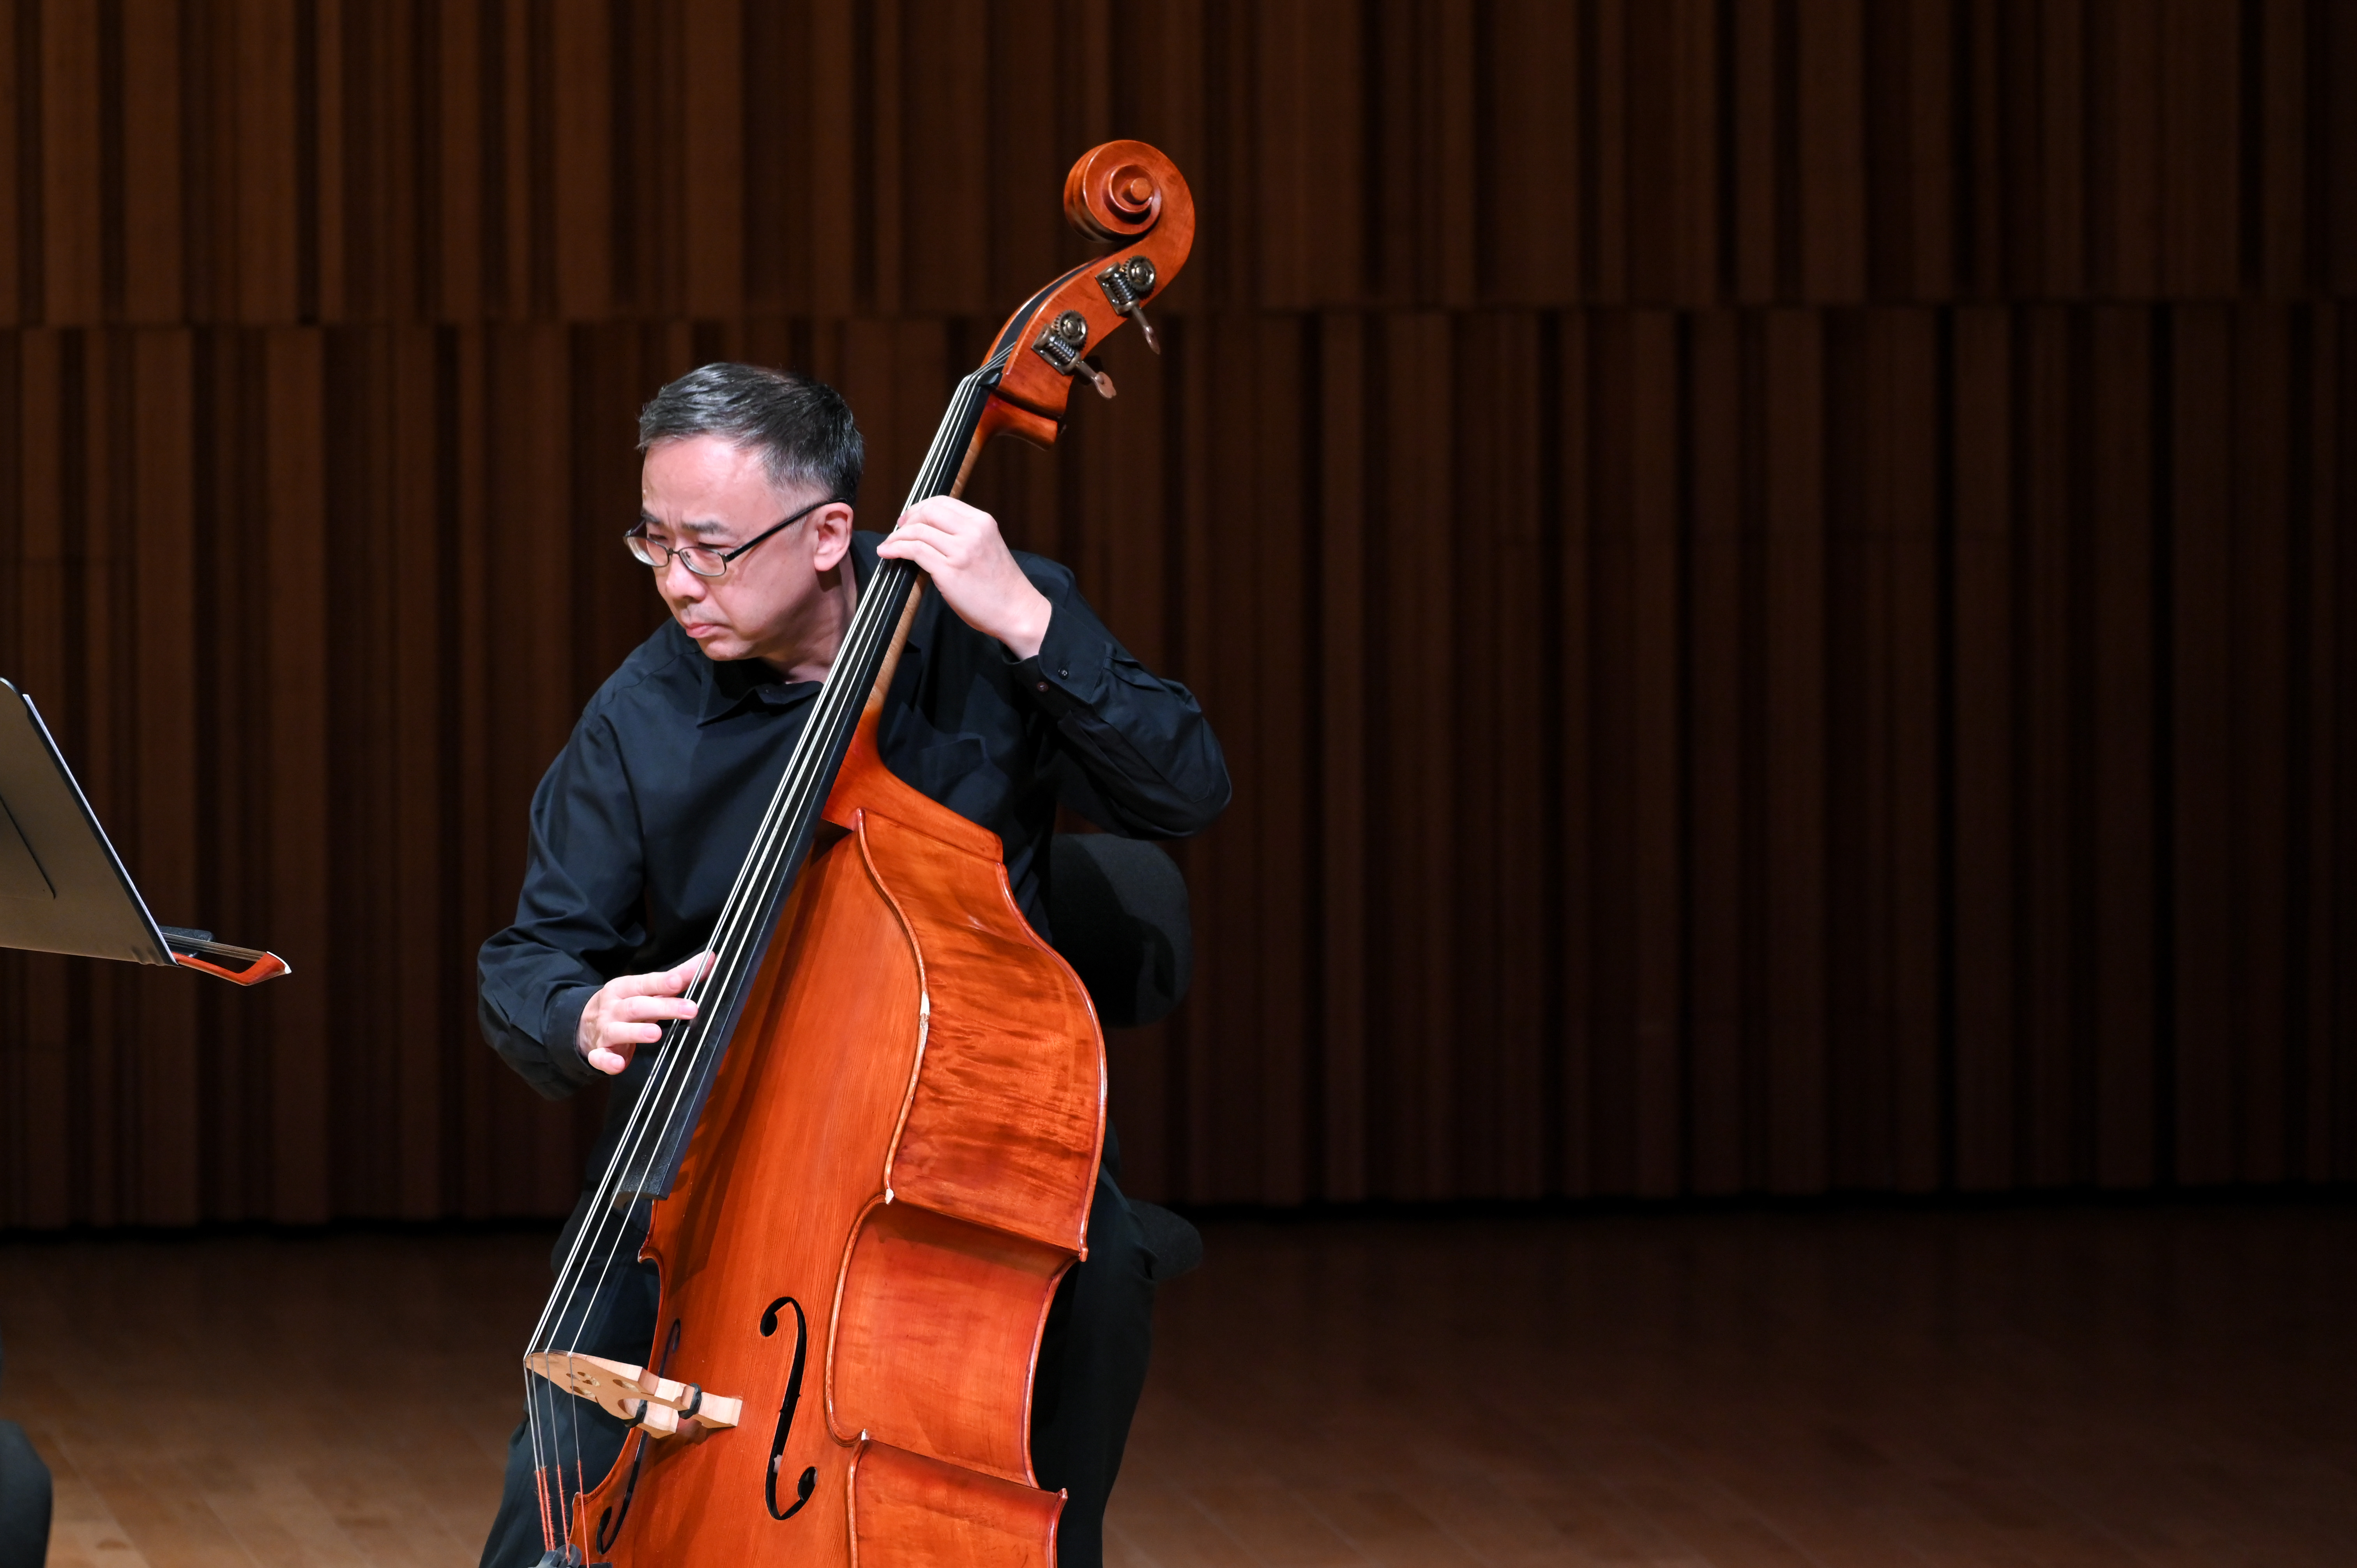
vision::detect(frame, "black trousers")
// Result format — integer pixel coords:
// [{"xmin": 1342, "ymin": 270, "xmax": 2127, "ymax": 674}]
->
[{"xmin": 481, "ymin": 1136, "xmax": 1155, "ymax": 1568}]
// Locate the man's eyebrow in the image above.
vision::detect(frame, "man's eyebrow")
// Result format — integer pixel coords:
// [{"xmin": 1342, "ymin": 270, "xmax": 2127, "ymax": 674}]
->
[{"xmin": 636, "ymin": 511, "xmax": 733, "ymax": 539}]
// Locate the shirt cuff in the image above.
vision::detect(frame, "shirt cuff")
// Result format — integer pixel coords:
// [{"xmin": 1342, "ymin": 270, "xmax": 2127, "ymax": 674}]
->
[
  {"xmin": 1009, "ymin": 606, "xmax": 1111, "ymax": 718},
  {"xmin": 542, "ymin": 982, "xmax": 604, "ymax": 1089}
]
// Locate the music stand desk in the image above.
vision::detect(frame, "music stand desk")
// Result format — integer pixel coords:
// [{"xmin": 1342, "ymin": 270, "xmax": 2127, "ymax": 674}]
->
[{"xmin": 0, "ymin": 678, "xmax": 288, "ymax": 985}]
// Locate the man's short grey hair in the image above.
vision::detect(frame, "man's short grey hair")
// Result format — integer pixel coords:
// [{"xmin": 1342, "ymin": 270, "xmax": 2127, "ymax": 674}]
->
[{"xmin": 637, "ymin": 362, "xmax": 864, "ymax": 509}]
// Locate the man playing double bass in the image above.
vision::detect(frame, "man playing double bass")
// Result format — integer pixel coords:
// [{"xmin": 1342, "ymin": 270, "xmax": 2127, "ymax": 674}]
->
[{"xmin": 475, "ymin": 363, "xmax": 1229, "ymax": 1568}]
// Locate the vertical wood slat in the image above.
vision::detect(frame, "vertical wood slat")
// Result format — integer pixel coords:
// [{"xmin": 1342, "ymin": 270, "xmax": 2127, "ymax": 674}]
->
[
  {"xmin": 1482, "ymin": 1, "xmax": 1576, "ymax": 307},
  {"xmin": 2232, "ymin": 302, "xmax": 2292, "ymax": 1181},
  {"xmin": 1728, "ymin": 0, "xmax": 1776, "ymax": 304},
  {"xmin": 119, "ymin": 0, "xmax": 182, "ymax": 323},
  {"xmin": 261, "ymin": 327, "xmax": 330, "ymax": 1221},
  {"xmin": 1553, "ymin": 310, "xmax": 1595, "ymax": 1194},
  {"xmin": 0, "ymin": 327, "xmax": 20, "ymax": 1209},
  {"xmin": 1466, "ymin": 312, "xmax": 1548, "ymax": 1195},
  {"xmin": 679, "ymin": 1, "xmax": 742, "ymax": 318},
  {"xmin": 2033, "ymin": 1, "xmax": 2086, "ymax": 301},
  {"xmin": 37, "ymin": 0, "xmax": 98, "ymax": 325},
  {"xmin": 2303, "ymin": 304, "xmax": 2343, "ymax": 1181},
  {"xmin": 2090, "ymin": 305, "xmax": 2157, "ymax": 1186},
  {"xmin": 1627, "ymin": 311, "xmax": 1685, "ymax": 1195},
  {"xmin": 2315, "ymin": 305, "xmax": 2349, "ymax": 1180},
  {"xmin": 1171, "ymin": 307, "xmax": 1216, "ymax": 1200},
  {"xmin": 1880, "ymin": 308, "xmax": 1942, "ymax": 1192},
  {"xmin": 1373, "ymin": 311, "xmax": 1456, "ymax": 1197},
  {"xmin": 1760, "ymin": 309, "xmax": 1827, "ymax": 1191},
  {"xmin": 2171, "ymin": 303, "xmax": 2237, "ymax": 1185},
  {"xmin": 1950, "ymin": 305, "xmax": 2015, "ymax": 1189},
  {"xmin": 1823, "ymin": 307, "xmax": 1941, "ymax": 1190},
  {"xmin": 0, "ymin": 7, "xmax": 21, "ymax": 325},
  {"xmin": 1623, "ymin": 0, "xmax": 1718, "ymax": 306},
  {"xmin": 232, "ymin": 2, "xmax": 305, "ymax": 325},
  {"xmin": 2017, "ymin": 305, "xmax": 2074, "ymax": 1185},
  {"xmin": 2157, "ymin": 0, "xmax": 2241, "ymax": 300},
  {"xmin": 1316, "ymin": 311, "xmax": 1368, "ymax": 1201},
  {"xmin": 1684, "ymin": 308, "xmax": 1745, "ymax": 1193},
  {"xmin": 76, "ymin": 332, "xmax": 122, "ymax": 1224},
  {"xmin": 14, "ymin": 334, "xmax": 75, "ymax": 1226},
  {"xmin": 2092, "ymin": 0, "xmax": 2163, "ymax": 301},
  {"xmin": 129, "ymin": 328, "xmax": 199, "ymax": 1222},
  {"xmin": 1249, "ymin": 314, "xmax": 1311, "ymax": 1203},
  {"xmin": 1794, "ymin": 0, "xmax": 1866, "ymax": 302}
]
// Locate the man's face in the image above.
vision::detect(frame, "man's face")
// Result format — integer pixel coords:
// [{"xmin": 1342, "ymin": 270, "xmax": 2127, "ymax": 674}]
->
[{"xmin": 637, "ymin": 434, "xmax": 853, "ymax": 674}]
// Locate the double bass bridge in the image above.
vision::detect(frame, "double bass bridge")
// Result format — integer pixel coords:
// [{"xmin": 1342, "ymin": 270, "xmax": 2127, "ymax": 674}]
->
[{"xmin": 524, "ymin": 1351, "xmax": 744, "ymax": 1439}]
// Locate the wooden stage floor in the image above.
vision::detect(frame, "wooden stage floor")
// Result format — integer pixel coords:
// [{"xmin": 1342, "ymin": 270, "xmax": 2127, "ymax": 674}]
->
[{"xmin": 1, "ymin": 1201, "xmax": 2350, "ymax": 1566}]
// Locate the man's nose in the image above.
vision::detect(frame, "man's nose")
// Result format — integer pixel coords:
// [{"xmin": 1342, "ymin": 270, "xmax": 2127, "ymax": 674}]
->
[{"xmin": 659, "ymin": 554, "xmax": 707, "ymax": 597}]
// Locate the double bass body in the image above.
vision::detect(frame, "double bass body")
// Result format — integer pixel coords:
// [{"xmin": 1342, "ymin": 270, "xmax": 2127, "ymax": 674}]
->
[{"xmin": 573, "ymin": 719, "xmax": 1107, "ymax": 1564}]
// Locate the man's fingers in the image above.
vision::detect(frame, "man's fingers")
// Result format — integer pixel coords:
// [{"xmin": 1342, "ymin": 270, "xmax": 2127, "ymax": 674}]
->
[
  {"xmin": 878, "ymin": 535, "xmax": 953, "ymax": 577},
  {"xmin": 611, "ymin": 994, "xmax": 698, "ymax": 1024},
  {"xmin": 899, "ymin": 496, "xmax": 982, "ymax": 533},
  {"xmin": 880, "ymin": 524, "xmax": 968, "ymax": 568},
  {"xmin": 892, "ymin": 509, "xmax": 994, "ymax": 549},
  {"xmin": 613, "ymin": 953, "xmax": 714, "ymax": 998}
]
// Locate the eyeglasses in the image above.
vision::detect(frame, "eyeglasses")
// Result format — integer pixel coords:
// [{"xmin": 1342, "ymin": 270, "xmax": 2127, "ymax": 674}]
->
[{"xmin": 625, "ymin": 494, "xmax": 845, "ymax": 579}]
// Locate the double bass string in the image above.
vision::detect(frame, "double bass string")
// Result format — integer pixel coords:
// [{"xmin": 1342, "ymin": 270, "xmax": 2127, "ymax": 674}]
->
[{"xmin": 523, "ymin": 350, "xmax": 1012, "ymax": 1549}]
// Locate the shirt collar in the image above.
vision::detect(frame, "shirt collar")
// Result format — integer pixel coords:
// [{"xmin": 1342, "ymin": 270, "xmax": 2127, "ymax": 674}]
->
[{"xmin": 692, "ymin": 530, "xmax": 906, "ymax": 726}]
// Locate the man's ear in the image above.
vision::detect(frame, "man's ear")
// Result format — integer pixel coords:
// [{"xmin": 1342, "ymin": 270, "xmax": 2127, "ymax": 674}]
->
[{"xmin": 810, "ymin": 502, "xmax": 856, "ymax": 572}]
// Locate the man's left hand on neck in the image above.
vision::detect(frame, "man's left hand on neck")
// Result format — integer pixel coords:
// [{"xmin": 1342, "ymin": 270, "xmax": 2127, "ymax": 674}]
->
[{"xmin": 875, "ymin": 496, "xmax": 1055, "ymax": 660}]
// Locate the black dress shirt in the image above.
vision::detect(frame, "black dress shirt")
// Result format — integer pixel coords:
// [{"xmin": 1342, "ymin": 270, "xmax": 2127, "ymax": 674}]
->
[{"xmin": 478, "ymin": 531, "xmax": 1230, "ymax": 1099}]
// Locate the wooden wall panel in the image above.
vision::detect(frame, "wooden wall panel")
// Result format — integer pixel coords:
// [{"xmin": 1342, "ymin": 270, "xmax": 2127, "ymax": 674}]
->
[
  {"xmin": 0, "ymin": 1, "xmax": 2350, "ymax": 1224},
  {"xmin": 2090, "ymin": 306, "xmax": 2158, "ymax": 1188}
]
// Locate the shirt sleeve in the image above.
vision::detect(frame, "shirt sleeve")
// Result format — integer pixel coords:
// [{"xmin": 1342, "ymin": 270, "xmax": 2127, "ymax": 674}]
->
[
  {"xmin": 1007, "ymin": 560, "xmax": 1232, "ymax": 839},
  {"xmin": 477, "ymin": 708, "xmax": 649, "ymax": 1099}
]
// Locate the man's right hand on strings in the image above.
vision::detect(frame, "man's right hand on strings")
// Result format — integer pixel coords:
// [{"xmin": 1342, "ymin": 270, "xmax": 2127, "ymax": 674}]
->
[{"xmin": 576, "ymin": 952, "xmax": 712, "ymax": 1075}]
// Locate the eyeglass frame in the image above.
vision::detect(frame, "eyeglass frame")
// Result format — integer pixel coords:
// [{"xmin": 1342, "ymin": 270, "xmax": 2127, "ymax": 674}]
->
[{"xmin": 624, "ymin": 493, "xmax": 849, "ymax": 579}]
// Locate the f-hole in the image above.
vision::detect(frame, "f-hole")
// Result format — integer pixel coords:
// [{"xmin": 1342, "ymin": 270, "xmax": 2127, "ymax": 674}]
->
[
  {"xmin": 759, "ymin": 1296, "xmax": 816, "ymax": 1520},
  {"xmin": 595, "ymin": 1317, "xmax": 681, "ymax": 1554}
]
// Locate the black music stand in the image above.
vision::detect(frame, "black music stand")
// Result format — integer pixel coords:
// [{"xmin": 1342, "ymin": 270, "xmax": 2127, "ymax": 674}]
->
[{"xmin": 0, "ymin": 677, "xmax": 289, "ymax": 985}]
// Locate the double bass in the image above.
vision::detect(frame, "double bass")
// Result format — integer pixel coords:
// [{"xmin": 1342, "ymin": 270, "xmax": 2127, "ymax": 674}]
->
[{"xmin": 516, "ymin": 141, "xmax": 1195, "ymax": 1565}]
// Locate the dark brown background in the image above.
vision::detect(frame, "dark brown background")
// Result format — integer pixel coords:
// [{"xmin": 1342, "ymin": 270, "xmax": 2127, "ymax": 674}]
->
[{"xmin": 0, "ymin": 0, "xmax": 2349, "ymax": 1226}]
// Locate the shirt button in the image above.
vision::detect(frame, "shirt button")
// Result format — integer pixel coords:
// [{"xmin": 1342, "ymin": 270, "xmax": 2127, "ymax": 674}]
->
[
  {"xmin": 1058, "ymin": 666, "xmax": 1070, "ymax": 679},
  {"xmin": 1036, "ymin": 680, "xmax": 1049, "ymax": 692}
]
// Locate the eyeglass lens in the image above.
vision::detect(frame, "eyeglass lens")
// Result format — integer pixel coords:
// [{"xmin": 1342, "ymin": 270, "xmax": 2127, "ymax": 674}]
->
[{"xmin": 627, "ymin": 535, "xmax": 729, "ymax": 576}]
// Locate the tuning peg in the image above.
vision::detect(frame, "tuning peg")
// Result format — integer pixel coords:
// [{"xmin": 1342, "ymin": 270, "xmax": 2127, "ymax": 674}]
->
[
  {"xmin": 1076, "ymin": 357, "xmax": 1117, "ymax": 399},
  {"xmin": 1095, "ymin": 257, "xmax": 1163, "ymax": 354}
]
